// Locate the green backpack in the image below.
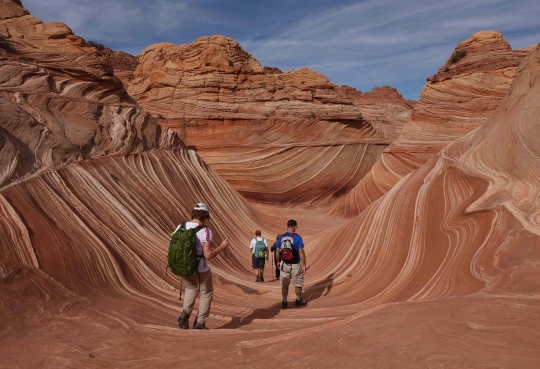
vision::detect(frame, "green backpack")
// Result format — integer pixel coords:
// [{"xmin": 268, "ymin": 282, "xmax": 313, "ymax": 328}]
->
[{"xmin": 167, "ymin": 222, "xmax": 203, "ymax": 276}]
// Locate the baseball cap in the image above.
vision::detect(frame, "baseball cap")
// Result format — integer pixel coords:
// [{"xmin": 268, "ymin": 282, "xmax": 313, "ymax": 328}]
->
[
  {"xmin": 255, "ymin": 230, "xmax": 261, "ymax": 235},
  {"xmin": 287, "ymin": 219, "xmax": 298, "ymax": 227},
  {"xmin": 194, "ymin": 203, "xmax": 209, "ymax": 212}
]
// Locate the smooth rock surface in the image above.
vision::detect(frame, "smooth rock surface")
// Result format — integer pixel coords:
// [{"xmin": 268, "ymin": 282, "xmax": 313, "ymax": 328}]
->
[
  {"xmin": 1, "ymin": 2, "xmax": 540, "ymax": 368},
  {"xmin": 0, "ymin": 0, "xmax": 179, "ymax": 189},
  {"xmin": 333, "ymin": 31, "xmax": 534, "ymax": 217},
  {"xmin": 129, "ymin": 35, "xmax": 413, "ymax": 205}
]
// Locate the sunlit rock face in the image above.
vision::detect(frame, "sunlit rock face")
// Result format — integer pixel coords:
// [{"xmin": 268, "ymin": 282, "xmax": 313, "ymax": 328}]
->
[
  {"xmin": 129, "ymin": 35, "xmax": 412, "ymax": 205},
  {"xmin": 402, "ymin": 30, "xmax": 534, "ymax": 152},
  {"xmin": 2, "ymin": 43, "xmax": 540, "ymax": 368},
  {"xmin": 97, "ymin": 48, "xmax": 138, "ymax": 89},
  {"xmin": 2, "ymin": 1, "xmax": 540, "ymax": 367},
  {"xmin": 333, "ymin": 31, "xmax": 534, "ymax": 217},
  {"xmin": 341, "ymin": 85, "xmax": 416, "ymax": 135},
  {"xmin": 0, "ymin": 0, "xmax": 178, "ymax": 189}
]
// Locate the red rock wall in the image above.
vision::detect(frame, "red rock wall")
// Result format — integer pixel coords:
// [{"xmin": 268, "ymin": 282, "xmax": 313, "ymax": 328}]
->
[
  {"xmin": 3, "ymin": 47, "xmax": 540, "ymax": 365},
  {"xmin": 129, "ymin": 36, "xmax": 412, "ymax": 205},
  {"xmin": 0, "ymin": 0, "xmax": 179, "ymax": 188},
  {"xmin": 2, "ymin": 1, "xmax": 540, "ymax": 367},
  {"xmin": 333, "ymin": 31, "xmax": 533, "ymax": 217}
]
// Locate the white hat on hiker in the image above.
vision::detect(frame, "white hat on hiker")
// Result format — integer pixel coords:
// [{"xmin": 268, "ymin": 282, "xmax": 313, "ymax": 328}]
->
[{"xmin": 194, "ymin": 203, "xmax": 210, "ymax": 212}]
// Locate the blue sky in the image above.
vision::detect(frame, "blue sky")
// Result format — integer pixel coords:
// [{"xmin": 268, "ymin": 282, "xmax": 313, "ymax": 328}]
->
[{"xmin": 22, "ymin": 0, "xmax": 540, "ymax": 100}]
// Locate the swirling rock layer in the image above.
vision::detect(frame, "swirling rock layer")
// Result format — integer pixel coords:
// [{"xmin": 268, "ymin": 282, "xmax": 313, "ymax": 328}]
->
[
  {"xmin": 0, "ymin": 0, "xmax": 178, "ymax": 189},
  {"xmin": 129, "ymin": 35, "xmax": 412, "ymax": 204},
  {"xmin": 333, "ymin": 31, "xmax": 534, "ymax": 217},
  {"xmin": 2, "ymin": 1, "xmax": 540, "ymax": 367}
]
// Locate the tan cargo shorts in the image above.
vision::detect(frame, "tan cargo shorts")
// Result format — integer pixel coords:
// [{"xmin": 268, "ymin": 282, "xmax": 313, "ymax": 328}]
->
[{"xmin": 280, "ymin": 262, "xmax": 304, "ymax": 287}]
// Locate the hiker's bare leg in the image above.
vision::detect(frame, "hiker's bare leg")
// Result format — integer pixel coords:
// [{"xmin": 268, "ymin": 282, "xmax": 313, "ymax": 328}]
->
[{"xmin": 295, "ymin": 286, "xmax": 302, "ymax": 298}]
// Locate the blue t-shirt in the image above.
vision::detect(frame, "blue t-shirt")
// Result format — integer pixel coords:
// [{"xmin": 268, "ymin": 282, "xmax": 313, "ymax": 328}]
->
[{"xmin": 276, "ymin": 232, "xmax": 304, "ymax": 264}]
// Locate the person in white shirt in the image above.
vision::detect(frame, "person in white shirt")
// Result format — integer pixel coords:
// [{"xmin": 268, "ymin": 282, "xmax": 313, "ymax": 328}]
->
[
  {"xmin": 177, "ymin": 203, "xmax": 229, "ymax": 330},
  {"xmin": 250, "ymin": 230, "xmax": 268, "ymax": 282}
]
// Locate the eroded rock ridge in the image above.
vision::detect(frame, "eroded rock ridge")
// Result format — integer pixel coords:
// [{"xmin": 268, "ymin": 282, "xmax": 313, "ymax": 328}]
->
[{"xmin": 1, "ymin": 2, "xmax": 540, "ymax": 368}]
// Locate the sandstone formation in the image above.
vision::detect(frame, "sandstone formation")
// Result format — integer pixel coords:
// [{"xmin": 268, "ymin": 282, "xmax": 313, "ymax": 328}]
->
[
  {"xmin": 401, "ymin": 30, "xmax": 533, "ymax": 152},
  {"xmin": 263, "ymin": 66, "xmax": 283, "ymax": 74},
  {"xmin": 334, "ymin": 30, "xmax": 534, "ymax": 217},
  {"xmin": 2, "ymin": 1, "xmax": 540, "ymax": 368},
  {"xmin": 96, "ymin": 47, "xmax": 138, "ymax": 89},
  {"xmin": 129, "ymin": 36, "xmax": 413, "ymax": 205},
  {"xmin": 0, "ymin": 0, "xmax": 178, "ymax": 188},
  {"xmin": 341, "ymin": 84, "xmax": 416, "ymax": 109}
]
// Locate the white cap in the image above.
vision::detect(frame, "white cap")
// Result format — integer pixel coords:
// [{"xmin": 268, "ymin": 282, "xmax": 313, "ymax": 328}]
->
[{"xmin": 194, "ymin": 203, "xmax": 209, "ymax": 212}]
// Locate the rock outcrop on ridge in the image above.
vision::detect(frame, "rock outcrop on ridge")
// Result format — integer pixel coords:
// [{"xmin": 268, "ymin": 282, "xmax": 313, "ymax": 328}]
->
[
  {"xmin": 1, "ymin": 1, "xmax": 540, "ymax": 367},
  {"xmin": 0, "ymin": 0, "xmax": 178, "ymax": 188},
  {"xmin": 333, "ymin": 30, "xmax": 534, "ymax": 217},
  {"xmin": 129, "ymin": 35, "xmax": 413, "ymax": 205},
  {"xmin": 401, "ymin": 30, "xmax": 534, "ymax": 153},
  {"xmin": 95, "ymin": 47, "xmax": 138, "ymax": 89}
]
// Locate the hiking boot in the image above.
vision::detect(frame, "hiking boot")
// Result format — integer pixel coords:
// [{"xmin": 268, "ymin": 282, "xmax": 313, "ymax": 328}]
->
[
  {"xmin": 178, "ymin": 310, "xmax": 190, "ymax": 329},
  {"xmin": 281, "ymin": 301, "xmax": 288, "ymax": 309},
  {"xmin": 260, "ymin": 276, "xmax": 264, "ymax": 282},
  {"xmin": 193, "ymin": 322, "xmax": 209, "ymax": 330},
  {"xmin": 295, "ymin": 298, "xmax": 306, "ymax": 307},
  {"xmin": 255, "ymin": 276, "xmax": 260, "ymax": 282}
]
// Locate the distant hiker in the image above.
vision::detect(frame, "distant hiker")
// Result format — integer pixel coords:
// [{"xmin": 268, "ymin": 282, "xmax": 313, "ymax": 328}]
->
[
  {"xmin": 270, "ymin": 234, "xmax": 280, "ymax": 280},
  {"xmin": 275, "ymin": 219, "xmax": 306, "ymax": 309},
  {"xmin": 250, "ymin": 230, "xmax": 268, "ymax": 282},
  {"xmin": 169, "ymin": 203, "xmax": 229, "ymax": 330}
]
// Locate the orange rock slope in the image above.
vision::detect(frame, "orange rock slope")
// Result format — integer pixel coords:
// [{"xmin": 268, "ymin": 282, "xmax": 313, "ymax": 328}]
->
[
  {"xmin": 129, "ymin": 35, "xmax": 412, "ymax": 205},
  {"xmin": 0, "ymin": 0, "xmax": 178, "ymax": 188},
  {"xmin": 1, "ymin": 1, "xmax": 540, "ymax": 368},
  {"xmin": 334, "ymin": 30, "xmax": 534, "ymax": 217}
]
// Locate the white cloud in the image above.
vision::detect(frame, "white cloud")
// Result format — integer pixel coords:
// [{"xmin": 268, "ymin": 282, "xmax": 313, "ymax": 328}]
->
[
  {"xmin": 22, "ymin": 0, "xmax": 203, "ymax": 43},
  {"xmin": 239, "ymin": 0, "xmax": 540, "ymax": 99},
  {"xmin": 20, "ymin": 0, "xmax": 540, "ymax": 99}
]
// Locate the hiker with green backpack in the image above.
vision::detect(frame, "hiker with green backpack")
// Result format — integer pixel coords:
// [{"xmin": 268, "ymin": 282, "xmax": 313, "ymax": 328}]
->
[
  {"xmin": 168, "ymin": 203, "xmax": 229, "ymax": 330},
  {"xmin": 250, "ymin": 230, "xmax": 268, "ymax": 282}
]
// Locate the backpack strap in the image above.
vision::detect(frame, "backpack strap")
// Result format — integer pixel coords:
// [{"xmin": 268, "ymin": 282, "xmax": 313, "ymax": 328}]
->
[
  {"xmin": 171, "ymin": 222, "xmax": 186, "ymax": 236},
  {"xmin": 191, "ymin": 224, "xmax": 205, "ymax": 259}
]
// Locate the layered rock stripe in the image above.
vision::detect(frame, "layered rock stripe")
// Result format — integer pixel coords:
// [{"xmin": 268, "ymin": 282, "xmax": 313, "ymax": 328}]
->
[
  {"xmin": 0, "ymin": 0, "xmax": 179, "ymax": 188},
  {"xmin": 129, "ymin": 36, "xmax": 412, "ymax": 206},
  {"xmin": 2, "ymin": 0, "xmax": 540, "ymax": 368},
  {"xmin": 333, "ymin": 30, "xmax": 534, "ymax": 217}
]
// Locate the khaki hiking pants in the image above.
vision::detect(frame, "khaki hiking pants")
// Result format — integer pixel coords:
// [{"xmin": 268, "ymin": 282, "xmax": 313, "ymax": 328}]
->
[
  {"xmin": 280, "ymin": 262, "xmax": 304, "ymax": 287},
  {"xmin": 181, "ymin": 270, "xmax": 213, "ymax": 325}
]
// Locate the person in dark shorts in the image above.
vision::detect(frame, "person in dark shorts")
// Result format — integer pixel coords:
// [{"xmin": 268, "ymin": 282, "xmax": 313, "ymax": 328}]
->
[
  {"xmin": 250, "ymin": 230, "xmax": 268, "ymax": 282},
  {"xmin": 270, "ymin": 235, "xmax": 280, "ymax": 280}
]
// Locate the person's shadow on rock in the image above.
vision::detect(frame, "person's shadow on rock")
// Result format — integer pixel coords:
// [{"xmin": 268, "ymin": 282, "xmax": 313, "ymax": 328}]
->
[
  {"xmin": 300, "ymin": 273, "xmax": 335, "ymax": 306},
  {"xmin": 218, "ymin": 301, "xmax": 282, "ymax": 329}
]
